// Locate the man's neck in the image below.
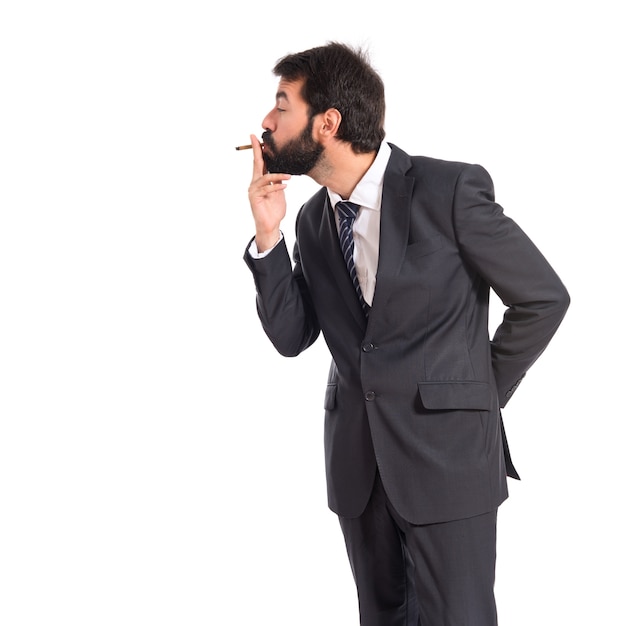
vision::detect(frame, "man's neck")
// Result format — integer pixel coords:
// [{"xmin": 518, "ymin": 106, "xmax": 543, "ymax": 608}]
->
[{"xmin": 308, "ymin": 144, "xmax": 377, "ymax": 200}]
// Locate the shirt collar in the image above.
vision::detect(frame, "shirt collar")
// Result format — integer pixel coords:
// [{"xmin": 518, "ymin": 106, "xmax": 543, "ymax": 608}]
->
[{"xmin": 327, "ymin": 141, "xmax": 391, "ymax": 212}]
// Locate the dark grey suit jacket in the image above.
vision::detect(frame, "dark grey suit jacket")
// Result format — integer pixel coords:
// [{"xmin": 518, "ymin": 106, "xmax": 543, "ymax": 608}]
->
[{"xmin": 244, "ymin": 143, "xmax": 569, "ymax": 525}]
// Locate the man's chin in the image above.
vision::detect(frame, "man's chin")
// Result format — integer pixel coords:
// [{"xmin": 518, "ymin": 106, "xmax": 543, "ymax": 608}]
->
[
  {"xmin": 262, "ymin": 156, "xmax": 300, "ymax": 176},
  {"xmin": 262, "ymin": 145, "xmax": 323, "ymax": 176}
]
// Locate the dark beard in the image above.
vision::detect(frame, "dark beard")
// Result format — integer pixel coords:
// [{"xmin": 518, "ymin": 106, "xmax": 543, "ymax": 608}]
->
[{"xmin": 261, "ymin": 117, "xmax": 324, "ymax": 175}]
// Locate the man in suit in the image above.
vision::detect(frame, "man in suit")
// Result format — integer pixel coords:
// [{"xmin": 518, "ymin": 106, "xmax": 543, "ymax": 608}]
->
[{"xmin": 243, "ymin": 42, "xmax": 569, "ymax": 626}]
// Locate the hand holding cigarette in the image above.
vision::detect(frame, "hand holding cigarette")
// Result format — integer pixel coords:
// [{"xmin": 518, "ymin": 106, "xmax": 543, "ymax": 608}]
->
[{"xmin": 246, "ymin": 134, "xmax": 290, "ymax": 253}]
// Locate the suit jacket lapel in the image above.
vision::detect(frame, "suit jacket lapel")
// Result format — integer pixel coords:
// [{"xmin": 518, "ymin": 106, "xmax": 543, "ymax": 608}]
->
[
  {"xmin": 377, "ymin": 173, "xmax": 414, "ymax": 278},
  {"xmin": 316, "ymin": 145, "xmax": 415, "ymax": 323},
  {"xmin": 372, "ymin": 147, "xmax": 415, "ymax": 306}
]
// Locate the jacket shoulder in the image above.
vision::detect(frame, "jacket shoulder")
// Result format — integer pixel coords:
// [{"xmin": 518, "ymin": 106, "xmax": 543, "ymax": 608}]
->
[
  {"xmin": 387, "ymin": 144, "xmax": 493, "ymax": 200},
  {"xmin": 388, "ymin": 143, "xmax": 477, "ymax": 177}
]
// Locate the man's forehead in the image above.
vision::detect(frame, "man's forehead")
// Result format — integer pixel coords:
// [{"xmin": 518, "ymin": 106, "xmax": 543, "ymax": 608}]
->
[{"xmin": 276, "ymin": 78, "xmax": 304, "ymax": 101}]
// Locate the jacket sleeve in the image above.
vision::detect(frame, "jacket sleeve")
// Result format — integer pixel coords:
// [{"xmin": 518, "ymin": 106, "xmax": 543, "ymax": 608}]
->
[
  {"xmin": 243, "ymin": 233, "xmax": 321, "ymax": 357},
  {"xmin": 452, "ymin": 164, "xmax": 570, "ymax": 407}
]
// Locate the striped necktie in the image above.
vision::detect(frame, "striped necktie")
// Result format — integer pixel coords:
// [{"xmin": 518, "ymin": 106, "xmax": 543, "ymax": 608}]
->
[{"xmin": 336, "ymin": 201, "xmax": 368, "ymax": 313}]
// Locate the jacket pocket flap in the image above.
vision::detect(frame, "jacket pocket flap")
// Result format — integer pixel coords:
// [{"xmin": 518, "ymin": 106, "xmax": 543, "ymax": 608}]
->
[{"xmin": 418, "ymin": 381, "xmax": 492, "ymax": 410}]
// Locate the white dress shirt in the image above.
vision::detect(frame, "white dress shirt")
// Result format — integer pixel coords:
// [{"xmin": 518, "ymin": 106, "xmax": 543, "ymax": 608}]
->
[
  {"xmin": 327, "ymin": 141, "xmax": 391, "ymax": 305},
  {"xmin": 250, "ymin": 141, "xmax": 392, "ymax": 307}
]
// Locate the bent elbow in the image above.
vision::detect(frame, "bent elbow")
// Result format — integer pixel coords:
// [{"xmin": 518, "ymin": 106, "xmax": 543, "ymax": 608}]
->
[{"xmin": 556, "ymin": 283, "xmax": 571, "ymax": 317}]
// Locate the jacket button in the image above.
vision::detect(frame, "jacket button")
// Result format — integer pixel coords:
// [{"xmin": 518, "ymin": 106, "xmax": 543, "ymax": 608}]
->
[
  {"xmin": 362, "ymin": 342, "xmax": 375, "ymax": 353},
  {"xmin": 365, "ymin": 391, "xmax": 376, "ymax": 401}
]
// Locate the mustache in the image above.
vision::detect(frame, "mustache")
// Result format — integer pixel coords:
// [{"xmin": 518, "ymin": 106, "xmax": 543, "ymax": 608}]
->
[{"xmin": 261, "ymin": 130, "xmax": 275, "ymax": 149}]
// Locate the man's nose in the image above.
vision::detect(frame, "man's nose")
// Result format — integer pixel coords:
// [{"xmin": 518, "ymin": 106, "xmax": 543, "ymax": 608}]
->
[{"xmin": 261, "ymin": 110, "xmax": 276, "ymax": 132}]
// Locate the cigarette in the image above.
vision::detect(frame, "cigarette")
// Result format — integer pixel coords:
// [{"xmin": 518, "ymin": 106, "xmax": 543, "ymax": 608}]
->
[{"xmin": 235, "ymin": 143, "xmax": 263, "ymax": 151}]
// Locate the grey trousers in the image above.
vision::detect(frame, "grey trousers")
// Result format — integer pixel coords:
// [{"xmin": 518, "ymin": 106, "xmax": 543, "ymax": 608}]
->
[{"xmin": 339, "ymin": 472, "xmax": 498, "ymax": 626}]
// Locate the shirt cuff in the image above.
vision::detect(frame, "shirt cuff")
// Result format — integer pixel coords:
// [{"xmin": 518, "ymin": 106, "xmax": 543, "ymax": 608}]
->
[{"xmin": 248, "ymin": 232, "xmax": 284, "ymax": 259}]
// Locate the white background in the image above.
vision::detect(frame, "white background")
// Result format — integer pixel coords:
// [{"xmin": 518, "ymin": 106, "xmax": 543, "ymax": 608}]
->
[{"xmin": 1, "ymin": 1, "xmax": 624, "ymax": 624}]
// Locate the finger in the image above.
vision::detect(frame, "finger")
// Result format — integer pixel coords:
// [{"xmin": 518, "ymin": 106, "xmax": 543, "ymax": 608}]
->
[
  {"xmin": 248, "ymin": 173, "xmax": 289, "ymax": 198},
  {"xmin": 265, "ymin": 180, "xmax": 288, "ymax": 192},
  {"xmin": 250, "ymin": 178, "xmax": 288, "ymax": 195},
  {"xmin": 251, "ymin": 173, "xmax": 290, "ymax": 191},
  {"xmin": 265, "ymin": 173, "xmax": 291, "ymax": 185},
  {"xmin": 250, "ymin": 134, "xmax": 266, "ymax": 178}
]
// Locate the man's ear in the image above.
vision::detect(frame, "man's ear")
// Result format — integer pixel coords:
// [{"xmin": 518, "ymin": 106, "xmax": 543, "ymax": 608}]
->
[{"xmin": 317, "ymin": 108, "xmax": 342, "ymax": 139}]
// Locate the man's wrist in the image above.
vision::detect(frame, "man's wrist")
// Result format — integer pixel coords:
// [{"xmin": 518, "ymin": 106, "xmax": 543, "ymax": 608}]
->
[
  {"xmin": 249, "ymin": 232, "xmax": 283, "ymax": 259},
  {"xmin": 255, "ymin": 230, "xmax": 282, "ymax": 253}
]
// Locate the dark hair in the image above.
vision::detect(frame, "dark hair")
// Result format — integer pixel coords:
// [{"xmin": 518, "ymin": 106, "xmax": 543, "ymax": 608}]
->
[{"xmin": 273, "ymin": 42, "xmax": 385, "ymax": 154}]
